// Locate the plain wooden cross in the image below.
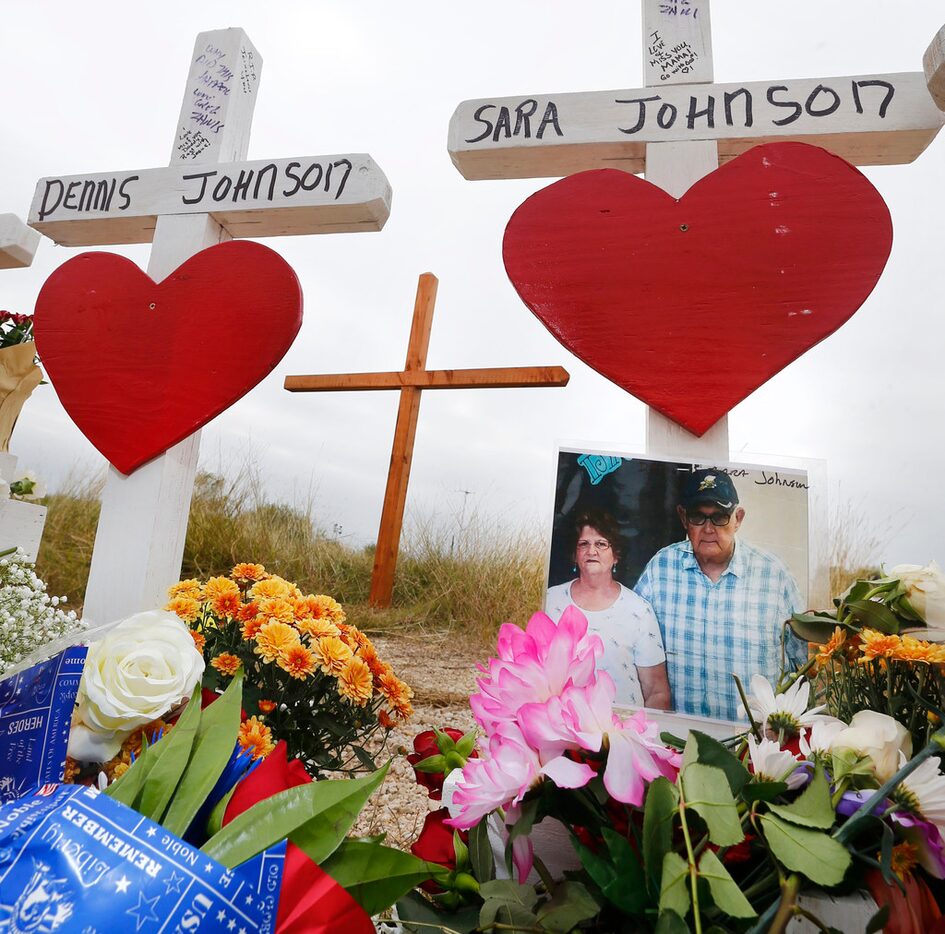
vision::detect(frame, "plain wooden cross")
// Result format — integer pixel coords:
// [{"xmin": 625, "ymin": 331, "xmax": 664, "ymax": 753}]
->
[
  {"xmin": 285, "ymin": 272, "xmax": 570, "ymax": 607},
  {"xmin": 448, "ymin": 1, "xmax": 945, "ymax": 463},
  {"xmin": 28, "ymin": 28, "xmax": 393, "ymax": 625}
]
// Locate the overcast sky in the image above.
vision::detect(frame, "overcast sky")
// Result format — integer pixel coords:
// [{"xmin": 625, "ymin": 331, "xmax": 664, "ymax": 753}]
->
[{"xmin": 1, "ymin": 1, "xmax": 942, "ymax": 572}]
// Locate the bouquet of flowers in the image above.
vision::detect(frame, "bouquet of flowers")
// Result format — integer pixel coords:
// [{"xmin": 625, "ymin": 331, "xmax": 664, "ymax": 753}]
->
[
  {"xmin": 166, "ymin": 563, "xmax": 414, "ymax": 776},
  {"xmin": 398, "ymin": 607, "xmax": 945, "ymax": 933},
  {"xmin": 0, "ymin": 310, "xmax": 35, "ymax": 348},
  {"xmin": 0, "ymin": 547, "xmax": 82, "ymax": 677},
  {"xmin": 793, "ymin": 561, "xmax": 945, "ymax": 751}
]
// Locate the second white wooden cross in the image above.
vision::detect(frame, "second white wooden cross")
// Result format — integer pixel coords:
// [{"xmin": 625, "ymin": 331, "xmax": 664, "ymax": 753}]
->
[
  {"xmin": 448, "ymin": 2, "xmax": 945, "ymax": 463},
  {"xmin": 29, "ymin": 28, "xmax": 392, "ymax": 625}
]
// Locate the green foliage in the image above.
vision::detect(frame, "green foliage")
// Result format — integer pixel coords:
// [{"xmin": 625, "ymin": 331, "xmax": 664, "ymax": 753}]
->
[{"xmin": 758, "ymin": 814, "xmax": 851, "ymax": 886}]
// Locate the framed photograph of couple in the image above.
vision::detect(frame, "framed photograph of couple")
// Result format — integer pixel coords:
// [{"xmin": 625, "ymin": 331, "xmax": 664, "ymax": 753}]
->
[{"xmin": 543, "ymin": 446, "xmax": 826, "ymax": 732}]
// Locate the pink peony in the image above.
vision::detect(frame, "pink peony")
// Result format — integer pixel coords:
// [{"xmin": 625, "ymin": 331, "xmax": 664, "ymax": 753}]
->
[{"xmin": 470, "ymin": 607, "xmax": 603, "ymax": 732}]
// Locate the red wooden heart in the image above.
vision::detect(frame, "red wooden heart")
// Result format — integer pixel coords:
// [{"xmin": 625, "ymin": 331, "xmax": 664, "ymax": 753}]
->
[
  {"xmin": 502, "ymin": 142, "xmax": 892, "ymax": 435},
  {"xmin": 34, "ymin": 240, "xmax": 303, "ymax": 474}
]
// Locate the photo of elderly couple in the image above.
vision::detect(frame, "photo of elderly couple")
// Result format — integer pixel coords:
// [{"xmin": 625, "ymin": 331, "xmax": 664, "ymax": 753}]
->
[{"xmin": 544, "ymin": 450, "xmax": 811, "ymax": 724}]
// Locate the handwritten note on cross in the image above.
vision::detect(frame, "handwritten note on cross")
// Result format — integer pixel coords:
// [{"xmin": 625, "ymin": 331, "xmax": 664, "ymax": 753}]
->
[
  {"xmin": 285, "ymin": 273, "xmax": 569, "ymax": 607},
  {"xmin": 28, "ymin": 28, "xmax": 392, "ymax": 625},
  {"xmin": 448, "ymin": 1, "xmax": 945, "ymax": 462}
]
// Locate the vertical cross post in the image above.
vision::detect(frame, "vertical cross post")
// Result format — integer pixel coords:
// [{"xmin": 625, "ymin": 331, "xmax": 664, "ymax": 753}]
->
[
  {"xmin": 641, "ymin": 0, "xmax": 729, "ymax": 462},
  {"xmin": 369, "ymin": 273, "xmax": 438, "ymax": 606},
  {"xmin": 81, "ymin": 29, "xmax": 261, "ymax": 625}
]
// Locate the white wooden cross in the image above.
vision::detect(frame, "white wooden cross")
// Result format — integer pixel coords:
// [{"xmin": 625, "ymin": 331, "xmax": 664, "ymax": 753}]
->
[
  {"xmin": 448, "ymin": 2, "xmax": 945, "ymax": 464},
  {"xmin": 0, "ymin": 215, "xmax": 40, "ymax": 269},
  {"xmin": 28, "ymin": 28, "xmax": 392, "ymax": 625}
]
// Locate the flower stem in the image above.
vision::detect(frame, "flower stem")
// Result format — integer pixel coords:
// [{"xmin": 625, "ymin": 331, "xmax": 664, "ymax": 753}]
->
[
  {"xmin": 766, "ymin": 874, "xmax": 801, "ymax": 934},
  {"xmin": 677, "ymin": 799, "xmax": 703, "ymax": 934}
]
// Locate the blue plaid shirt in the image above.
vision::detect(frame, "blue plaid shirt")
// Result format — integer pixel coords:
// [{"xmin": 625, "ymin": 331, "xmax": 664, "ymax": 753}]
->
[{"xmin": 634, "ymin": 539, "xmax": 805, "ymax": 722}]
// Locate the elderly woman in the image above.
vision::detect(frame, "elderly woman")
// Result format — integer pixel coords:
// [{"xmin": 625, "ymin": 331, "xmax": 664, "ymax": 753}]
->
[{"xmin": 546, "ymin": 509, "xmax": 671, "ymax": 710}]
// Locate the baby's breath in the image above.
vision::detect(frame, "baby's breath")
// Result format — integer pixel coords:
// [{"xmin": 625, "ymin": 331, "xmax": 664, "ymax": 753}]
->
[{"xmin": 0, "ymin": 549, "xmax": 84, "ymax": 676}]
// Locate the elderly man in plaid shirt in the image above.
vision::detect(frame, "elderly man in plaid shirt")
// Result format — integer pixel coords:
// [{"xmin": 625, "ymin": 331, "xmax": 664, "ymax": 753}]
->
[{"xmin": 634, "ymin": 468, "xmax": 807, "ymax": 722}]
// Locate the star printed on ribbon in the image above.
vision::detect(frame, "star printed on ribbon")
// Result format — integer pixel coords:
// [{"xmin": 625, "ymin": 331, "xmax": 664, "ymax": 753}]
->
[
  {"xmin": 127, "ymin": 891, "xmax": 160, "ymax": 932},
  {"xmin": 162, "ymin": 870, "xmax": 184, "ymax": 895},
  {"xmin": 114, "ymin": 874, "xmax": 131, "ymax": 894}
]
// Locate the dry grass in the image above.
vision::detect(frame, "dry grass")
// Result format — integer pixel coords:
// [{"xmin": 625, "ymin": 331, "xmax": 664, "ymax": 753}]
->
[
  {"xmin": 828, "ymin": 499, "xmax": 889, "ymax": 596},
  {"xmin": 35, "ymin": 465, "xmax": 546, "ymax": 647}
]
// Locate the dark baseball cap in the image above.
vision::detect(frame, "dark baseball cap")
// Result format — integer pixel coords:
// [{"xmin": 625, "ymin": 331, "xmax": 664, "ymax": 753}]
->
[{"xmin": 681, "ymin": 469, "xmax": 739, "ymax": 510}]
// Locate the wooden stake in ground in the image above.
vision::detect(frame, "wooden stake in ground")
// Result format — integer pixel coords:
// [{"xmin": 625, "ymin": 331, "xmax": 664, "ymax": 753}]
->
[
  {"xmin": 448, "ymin": 1, "xmax": 945, "ymax": 464},
  {"xmin": 285, "ymin": 272, "xmax": 569, "ymax": 607},
  {"xmin": 29, "ymin": 29, "xmax": 392, "ymax": 625}
]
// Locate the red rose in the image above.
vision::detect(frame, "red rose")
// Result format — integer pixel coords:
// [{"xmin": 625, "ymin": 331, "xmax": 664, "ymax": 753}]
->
[
  {"xmin": 224, "ymin": 740, "xmax": 373, "ymax": 934},
  {"xmin": 407, "ymin": 728, "xmax": 473, "ymax": 800},
  {"xmin": 410, "ymin": 807, "xmax": 467, "ymax": 894}
]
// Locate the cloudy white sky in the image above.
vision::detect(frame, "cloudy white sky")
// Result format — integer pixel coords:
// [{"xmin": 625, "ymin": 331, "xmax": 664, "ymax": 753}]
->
[{"xmin": 1, "ymin": 1, "xmax": 942, "ymax": 570}]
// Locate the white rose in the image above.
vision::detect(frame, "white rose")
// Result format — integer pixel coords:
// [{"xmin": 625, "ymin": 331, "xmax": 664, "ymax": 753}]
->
[
  {"xmin": 891, "ymin": 562, "xmax": 945, "ymax": 628},
  {"xmin": 68, "ymin": 610, "xmax": 205, "ymax": 762},
  {"xmin": 830, "ymin": 710, "xmax": 912, "ymax": 782}
]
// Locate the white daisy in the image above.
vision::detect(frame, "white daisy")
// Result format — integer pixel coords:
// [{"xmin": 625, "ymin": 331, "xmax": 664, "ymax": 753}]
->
[
  {"xmin": 798, "ymin": 717, "xmax": 847, "ymax": 760},
  {"xmin": 745, "ymin": 675, "xmax": 827, "ymax": 737},
  {"xmin": 896, "ymin": 753, "xmax": 945, "ymax": 834},
  {"xmin": 747, "ymin": 736, "xmax": 806, "ymax": 790}
]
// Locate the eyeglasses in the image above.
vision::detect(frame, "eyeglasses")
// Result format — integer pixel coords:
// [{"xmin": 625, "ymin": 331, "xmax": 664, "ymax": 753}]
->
[
  {"xmin": 685, "ymin": 511, "xmax": 732, "ymax": 527},
  {"xmin": 576, "ymin": 539, "xmax": 612, "ymax": 551}
]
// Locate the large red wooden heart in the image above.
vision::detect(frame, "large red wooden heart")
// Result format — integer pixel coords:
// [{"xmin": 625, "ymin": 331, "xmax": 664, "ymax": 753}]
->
[
  {"xmin": 34, "ymin": 241, "xmax": 303, "ymax": 474},
  {"xmin": 503, "ymin": 142, "xmax": 892, "ymax": 435}
]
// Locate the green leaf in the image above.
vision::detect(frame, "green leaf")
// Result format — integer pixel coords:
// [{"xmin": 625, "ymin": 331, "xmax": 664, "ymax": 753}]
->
[
  {"xmin": 830, "ymin": 747, "xmax": 875, "ymax": 784},
  {"xmin": 453, "ymin": 831, "xmax": 469, "ymax": 871},
  {"xmin": 759, "ymin": 814, "xmax": 851, "ymax": 886},
  {"xmin": 535, "ymin": 880, "xmax": 600, "ymax": 933},
  {"xmin": 681, "ymin": 763, "xmax": 744, "ymax": 847},
  {"xmin": 105, "ymin": 730, "xmax": 162, "ymax": 807},
  {"xmin": 844, "ymin": 599, "xmax": 900, "ymax": 634},
  {"xmin": 742, "ymin": 781, "xmax": 788, "ymax": 803},
  {"xmin": 163, "ymin": 671, "xmax": 244, "ymax": 836},
  {"xmin": 321, "ymin": 839, "xmax": 435, "ymax": 916},
  {"xmin": 468, "ymin": 819, "xmax": 495, "ymax": 883},
  {"xmin": 479, "ymin": 899, "xmax": 540, "ymax": 933},
  {"xmin": 570, "ymin": 832, "xmax": 643, "ymax": 915},
  {"xmin": 478, "ymin": 879, "xmax": 538, "ymax": 908},
  {"xmin": 601, "ymin": 827, "xmax": 646, "ymax": 913},
  {"xmin": 643, "ymin": 777, "xmax": 679, "ymax": 894},
  {"xmin": 698, "ymin": 849, "xmax": 757, "ymax": 919},
  {"xmin": 655, "ymin": 909, "xmax": 691, "ymax": 934},
  {"xmin": 687, "ymin": 731, "xmax": 749, "ymax": 795},
  {"xmin": 767, "ymin": 764, "xmax": 834, "ymax": 830},
  {"xmin": 659, "ymin": 851, "xmax": 690, "ymax": 918},
  {"xmin": 787, "ymin": 612, "xmax": 843, "ymax": 644},
  {"xmin": 395, "ymin": 892, "xmax": 481, "ymax": 933},
  {"xmin": 203, "ymin": 762, "xmax": 388, "ymax": 868}
]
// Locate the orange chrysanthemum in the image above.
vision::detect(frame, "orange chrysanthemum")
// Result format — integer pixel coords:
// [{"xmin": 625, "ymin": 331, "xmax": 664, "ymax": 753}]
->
[
  {"xmin": 189, "ymin": 629, "xmax": 206, "ymax": 653},
  {"xmin": 241, "ymin": 616, "xmax": 264, "ymax": 641},
  {"xmin": 859, "ymin": 629, "xmax": 902, "ymax": 662},
  {"xmin": 391, "ymin": 695, "xmax": 414, "ymax": 721},
  {"xmin": 377, "ymin": 670, "xmax": 413, "ymax": 707},
  {"xmin": 166, "ymin": 595, "xmax": 200, "ymax": 624},
  {"xmin": 893, "ymin": 636, "xmax": 945, "ymax": 665},
  {"xmin": 205, "ymin": 576, "xmax": 240, "ymax": 604},
  {"xmin": 251, "ymin": 577, "xmax": 295, "ymax": 600},
  {"xmin": 258, "ymin": 597, "xmax": 295, "ymax": 625},
  {"xmin": 313, "ymin": 636, "xmax": 353, "ymax": 675},
  {"xmin": 295, "ymin": 594, "xmax": 345, "ymax": 625},
  {"xmin": 258, "ymin": 699, "xmax": 277, "ymax": 714},
  {"xmin": 378, "ymin": 709, "xmax": 396, "ymax": 729},
  {"xmin": 278, "ymin": 644, "xmax": 317, "ymax": 680},
  {"xmin": 296, "ymin": 617, "xmax": 341, "ymax": 640},
  {"xmin": 238, "ymin": 600, "xmax": 261, "ymax": 621},
  {"xmin": 63, "ymin": 757, "xmax": 80, "ymax": 783},
  {"xmin": 232, "ymin": 563, "xmax": 268, "ymax": 583},
  {"xmin": 815, "ymin": 627, "xmax": 847, "ymax": 666},
  {"xmin": 238, "ymin": 717, "xmax": 275, "ymax": 760},
  {"xmin": 357, "ymin": 641, "xmax": 380, "ymax": 670},
  {"xmin": 341, "ymin": 625, "xmax": 370, "ymax": 650},
  {"xmin": 211, "ymin": 652, "xmax": 242, "ymax": 676},
  {"xmin": 168, "ymin": 579, "xmax": 202, "ymax": 601},
  {"xmin": 211, "ymin": 591, "xmax": 242, "ymax": 619},
  {"xmin": 255, "ymin": 621, "xmax": 301, "ymax": 663},
  {"xmin": 337, "ymin": 656, "xmax": 373, "ymax": 706}
]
